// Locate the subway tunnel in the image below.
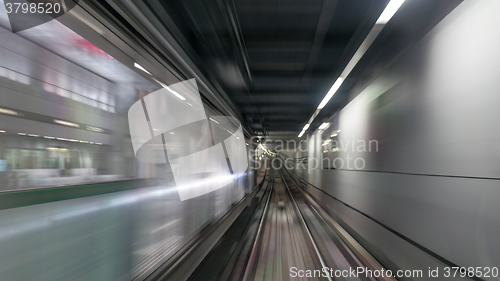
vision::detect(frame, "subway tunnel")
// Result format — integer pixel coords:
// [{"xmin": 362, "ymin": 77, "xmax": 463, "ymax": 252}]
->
[{"xmin": 0, "ymin": 0, "xmax": 499, "ymax": 280}]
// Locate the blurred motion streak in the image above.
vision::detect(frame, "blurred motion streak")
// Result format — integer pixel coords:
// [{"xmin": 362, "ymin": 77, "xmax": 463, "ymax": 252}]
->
[
  {"xmin": 128, "ymin": 78, "xmax": 248, "ymax": 200},
  {"xmin": 0, "ymin": 3, "xmax": 252, "ymax": 280}
]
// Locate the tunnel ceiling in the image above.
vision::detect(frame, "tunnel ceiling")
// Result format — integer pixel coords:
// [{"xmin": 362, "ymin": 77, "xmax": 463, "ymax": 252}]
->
[{"xmin": 145, "ymin": 0, "xmax": 462, "ymax": 137}]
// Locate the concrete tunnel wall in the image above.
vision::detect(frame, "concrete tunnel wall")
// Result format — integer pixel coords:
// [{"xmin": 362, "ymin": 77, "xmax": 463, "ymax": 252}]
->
[{"xmin": 294, "ymin": 0, "xmax": 500, "ymax": 279}]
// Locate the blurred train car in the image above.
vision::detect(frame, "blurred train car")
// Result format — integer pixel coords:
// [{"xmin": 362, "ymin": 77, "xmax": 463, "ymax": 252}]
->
[{"xmin": 0, "ymin": 2, "xmax": 254, "ymax": 280}]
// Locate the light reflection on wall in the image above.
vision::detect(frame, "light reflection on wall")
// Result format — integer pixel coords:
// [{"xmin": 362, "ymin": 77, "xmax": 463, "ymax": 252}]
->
[{"xmin": 0, "ymin": 66, "xmax": 30, "ymax": 85}]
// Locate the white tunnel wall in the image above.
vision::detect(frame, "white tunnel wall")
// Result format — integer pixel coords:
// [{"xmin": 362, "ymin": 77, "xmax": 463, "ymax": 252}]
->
[{"xmin": 300, "ymin": 0, "xmax": 500, "ymax": 278}]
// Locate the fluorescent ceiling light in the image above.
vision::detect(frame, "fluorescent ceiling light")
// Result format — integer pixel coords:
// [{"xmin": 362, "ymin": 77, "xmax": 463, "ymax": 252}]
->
[
  {"xmin": 28, "ymin": 134, "xmax": 39, "ymax": 137},
  {"xmin": 317, "ymin": 78, "xmax": 344, "ymax": 109},
  {"xmin": 54, "ymin": 119, "xmax": 80, "ymax": 128},
  {"xmin": 318, "ymin": 122, "xmax": 330, "ymax": 130},
  {"xmin": 153, "ymin": 78, "xmax": 186, "ymax": 100},
  {"xmin": 47, "ymin": 148, "xmax": 67, "ymax": 152},
  {"xmin": 300, "ymin": 0, "xmax": 405, "ymax": 135},
  {"xmin": 134, "ymin": 63, "xmax": 152, "ymax": 75},
  {"xmin": 165, "ymin": 86, "xmax": 186, "ymax": 101},
  {"xmin": 0, "ymin": 107, "xmax": 19, "ymax": 116},
  {"xmin": 376, "ymin": 0, "xmax": 405, "ymax": 24},
  {"xmin": 209, "ymin": 118, "xmax": 219, "ymax": 124},
  {"xmin": 298, "ymin": 123, "xmax": 310, "ymax": 137},
  {"xmin": 44, "ymin": 136, "xmax": 55, "ymax": 139},
  {"xmin": 18, "ymin": 133, "xmax": 26, "ymax": 135},
  {"xmin": 0, "ymin": 130, "xmax": 5, "ymax": 133},
  {"xmin": 86, "ymin": 125, "xmax": 104, "ymax": 132}
]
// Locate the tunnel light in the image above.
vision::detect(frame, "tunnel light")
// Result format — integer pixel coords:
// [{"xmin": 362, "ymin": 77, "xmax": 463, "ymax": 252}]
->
[
  {"xmin": 86, "ymin": 125, "xmax": 104, "ymax": 133},
  {"xmin": 209, "ymin": 118, "xmax": 219, "ymax": 124},
  {"xmin": 298, "ymin": 123, "xmax": 310, "ymax": 137},
  {"xmin": 318, "ymin": 122, "xmax": 330, "ymax": 130},
  {"xmin": 0, "ymin": 107, "xmax": 19, "ymax": 116},
  {"xmin": 299, "ymin": 0, "xmax": 405, "ymax": 136},
  {"xmin": 48, "ymin": 147, "xmax": 66, "ymax": 152},
  {"xmin": 169, "ymin": 132, "xmax": 175, "ymax": 134},
  {"xmin": 28, "ymin": 134, "xmax": 39, "ymax": 137},
  {"xmin": 18, "ymin": 133, "xmax": 26, "ymax": 136},
  {"xmin": 54, "ymin": 119, "xmax": 80, "ymax": 128},
  {"xmin": 153, "ymin": 78, "xmax": 186, "ymax": 100},
  {"xmin": 47, "ymin": 147, "xmax": 68, "ymax": 152},
  {"xmin": 0, "ymin": 130, "xmax": 5, "ymax": 133},
  {"xmin": 317, "ymin": 78, "xmax": 344, "ymax": 110},
  {"xmin": 376, "ymin": 0, "xmax": 405, "ymax": 24},
  {"xmin": 187, "ymin": 103, "xmax": 193, "ymax": 106},
  {"xmin": 44, "ymin": 136, "xmax": 55, "ymax": 139},
  {"xmin": 165, "ymin": 87, "xmax": 185, "ymax": 101},
  {"xmin": 134, "ymin": 63, "xmax": 152, "ymax": 75}
]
